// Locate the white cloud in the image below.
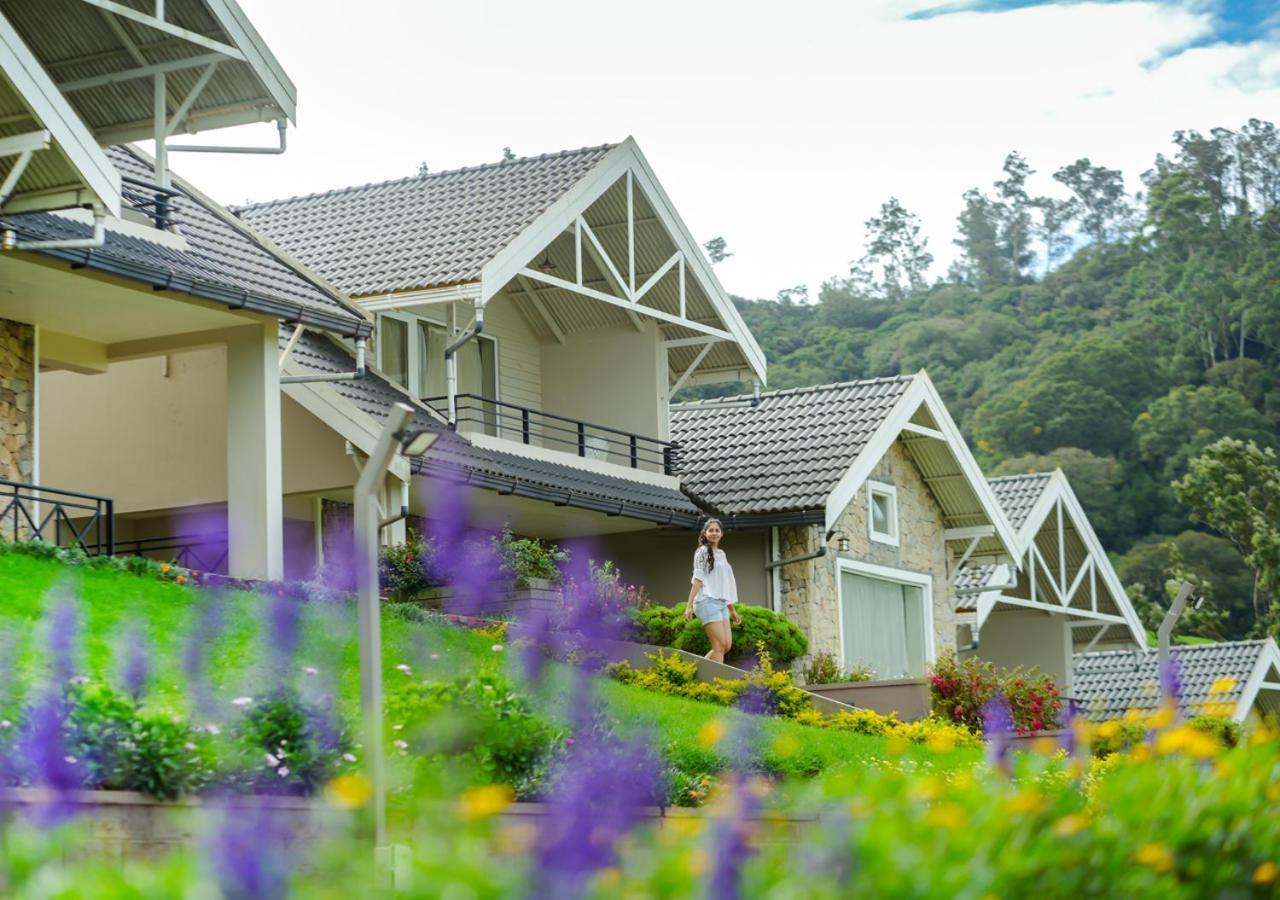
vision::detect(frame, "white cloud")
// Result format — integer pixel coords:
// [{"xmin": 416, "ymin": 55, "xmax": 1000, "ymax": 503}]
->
[{"xmin": 165, "ymin": 0, "xmax": 1280, "ymax": 299}]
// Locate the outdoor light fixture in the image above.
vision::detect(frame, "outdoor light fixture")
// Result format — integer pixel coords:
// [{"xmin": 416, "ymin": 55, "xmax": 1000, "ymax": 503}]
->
[
  {"xmin": 836, "ymin": 534, "xmax": 851, "ymax": 553},
  {"xmin": 398, "ymin": 428, "xmax": 439, "ymax": 457}
]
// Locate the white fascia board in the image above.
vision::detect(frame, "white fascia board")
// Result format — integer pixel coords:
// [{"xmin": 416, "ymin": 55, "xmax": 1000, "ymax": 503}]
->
[
  {"xmin": 479, "ymin": 138, "xmax": 768, "ymax": 385},
  {"xmin": 0, "ymin": 12, "xmax": 121, "ymax": 216},
  {"xmin": 1049, "ymin": 470, "xmax": 1147, "ymax": 648},
  {"xmin": 1236, "ymin": 639, "xmax": 1280, "ymax": 723},
  {"xmin": 204, "ymin": 0, "xmax": 297, "ymax": 123}
]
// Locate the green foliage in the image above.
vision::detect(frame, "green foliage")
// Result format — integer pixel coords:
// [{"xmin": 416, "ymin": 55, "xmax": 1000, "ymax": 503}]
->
[
  {"xmin": 62, "ymin": 681, "xmax": 214, "ymax": 800},
  {"xmin": 607, "ymin": 649, "xmax": 814, "ymax": 721},
  {"xmin": 670, "ymin": 605, "xmax": 808, "ymax": 667},
  {"xmin": 232, "ymin": 689, "xmax": 351, "ymax": 794},
  {"xmin": 928, "ymin": 653, "xmax": 1063, "ymax": 734},
  {"xmin": 378, "ymin": 529, "xmax": 442, "ymax": 600},
  {"xmin": 492, "ymin": 528, "xmax": 567, "ymax": 586},
  {"xmin": 800, "ymin": 651, "xmax": 872, "ymax": 685},
  {"xmin": 385, "ymin": 671, "xmax": 562, "ymax": 799},
  {"xmin": 1117, "ymin": 532, "xmax": 1246, "ymax": 639},
  {"xmin": 627, "ymin": 605, "xmax": 687, "ymax": 647}
]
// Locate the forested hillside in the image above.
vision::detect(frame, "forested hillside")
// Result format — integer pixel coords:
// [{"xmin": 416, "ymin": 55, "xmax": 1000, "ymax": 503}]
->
[{"xmin": 689, "ymin": 119, "xmax": 1280, "ymax": 642}]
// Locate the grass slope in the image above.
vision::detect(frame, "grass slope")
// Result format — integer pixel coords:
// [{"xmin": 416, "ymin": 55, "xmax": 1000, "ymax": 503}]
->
[{"xmin": 0, "ymin": 553, "xmax": 952, "ymax": 775}]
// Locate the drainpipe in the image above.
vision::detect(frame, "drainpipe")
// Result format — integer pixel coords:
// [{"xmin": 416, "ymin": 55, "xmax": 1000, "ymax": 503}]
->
[
  {"xmin": 380, "ymin": 480, "xmax": 411, "ymax": 530},
  {"xmin": 281, "ymin": 337, "xmax": 367, "ymax": 384},
  {"xmin": 765, "ymin": 525, "xmax": 841, "ymax": 570},
  {"xmin": 1157, "ymin": 581, "xmax": 1198, "ymax": 670},
  {"xmin": 3, "ymin": 210, "xmax": 107, "ymax": 252},
  {"xmin": 445, "ymin": 304, "xmax": 485, "ymax": 425},
  {"xmin": 168, "ymin": 119, "xmax": 289, "ymax": 155}
]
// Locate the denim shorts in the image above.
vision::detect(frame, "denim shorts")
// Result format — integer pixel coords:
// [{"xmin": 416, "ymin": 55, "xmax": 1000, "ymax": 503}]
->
[{"xmin": 694, "ymin": 595, "xmax": 730, "ymax": 625}]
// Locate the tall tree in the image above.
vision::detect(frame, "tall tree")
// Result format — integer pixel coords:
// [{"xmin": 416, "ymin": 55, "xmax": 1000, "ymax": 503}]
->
[
  {"xmin": 851, "ymin": 197, "xmax": 934, "ymax": 302},
  {"xmin": 951, "ymin": 188, "xmax": 1007, "ymax": 289},
  {"xmin": 1032, "ymin": 196, "xmax": 1076, "ymax": 276},
  {"xmin": 994, "ymin": 152, "xmax": 1036, "ymax": 279},
  {"xmin": 1052, "ymin": 158, "xmax": 1133, "ymax": 245}
]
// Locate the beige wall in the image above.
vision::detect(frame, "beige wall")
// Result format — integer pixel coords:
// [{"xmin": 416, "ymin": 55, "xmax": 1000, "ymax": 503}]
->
[
  {"xmin": 778, "ymin": 440, "xmax": 955, "ymax": 670},
  {"xmin": 541, "ymin": 320, "xmax": 668, "ymax": 447},
  {"xmin": 0, "ymin": 319, "xmax": 35, "ymax": 484},
  {"xmin": 961, "ymin": 607, "xmax": 1073, "ymax": 692},
  {"xmin": 593, "ymin": 527, "xmax": 770, "ymax": 609}
]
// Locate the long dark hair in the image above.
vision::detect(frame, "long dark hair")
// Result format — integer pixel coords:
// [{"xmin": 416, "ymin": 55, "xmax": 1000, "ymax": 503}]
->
[{"xmin": 697, "ymin": 518, "xmax": 723, "ymax": 573}]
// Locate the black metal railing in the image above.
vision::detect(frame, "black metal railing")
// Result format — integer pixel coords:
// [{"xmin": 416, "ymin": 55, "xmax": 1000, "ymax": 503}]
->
[
  {"xmin": 112, "ymin": 534, "xmax": 229, "ymax": 573},
  {"xmin": 423, "ymin": 394, "xmax": 683, "ymax": 476},
  {"xmin": 120, "ymin": 175, "xmax": 182, "ymax": 230},
  {"xmin": 0, "ymin": 479, "xmax": 114, "ymax": 555}
]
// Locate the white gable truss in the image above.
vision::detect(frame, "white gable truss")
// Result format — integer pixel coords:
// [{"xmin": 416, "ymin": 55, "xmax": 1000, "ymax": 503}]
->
[
  {"xmin": 824, "ymin": 371, "xmax": 1021, "ymax": 568},
  {"xmin": 970, "ymin": 470, "xmax": 1146, "ymax": 649},
  {"xmin": 479, "ymin": 138, "xmax": 767, "ymax": 389},
  {"xmin": 1238, "ymin": 639, "xmax": 1280, "ymax": 722}
]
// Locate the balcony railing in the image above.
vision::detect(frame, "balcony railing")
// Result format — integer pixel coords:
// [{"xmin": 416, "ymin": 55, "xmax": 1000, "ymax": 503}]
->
[
  {"xmin": 423, "ymin": 394, "xmax": 683, "ymax": 476},
  {"xmin": 0, "ymin": 479, "xmax": 114, "ymax": 555},
  {"xmin": 113, "ymin": 535, "xmax": 229, "ymax": 573}
]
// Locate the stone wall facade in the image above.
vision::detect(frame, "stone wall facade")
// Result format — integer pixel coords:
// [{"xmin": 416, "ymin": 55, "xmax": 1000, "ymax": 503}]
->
[
  {"xmin": 779, "ymin": 440, "xmax": 955, "ymax": 671},
  {"xmin": 0, "ymin": 319, "xmax": 35, "ymax": 484}
]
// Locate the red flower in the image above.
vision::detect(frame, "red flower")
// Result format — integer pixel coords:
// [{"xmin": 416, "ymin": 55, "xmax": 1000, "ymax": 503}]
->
[{"xmin": 1032, "ymin": 718, "xmax": 1043, "ymax": 731}]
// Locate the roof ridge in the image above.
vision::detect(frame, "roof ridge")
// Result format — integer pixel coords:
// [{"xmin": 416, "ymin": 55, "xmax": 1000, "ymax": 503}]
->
[
  {"xmin": 237, "ymin": 142, "xmax": 620, "ymax": 212},
  {"xmin": 671, "ymin": 374, "xmax": 915, "ymax": 409},
  {"xmin": 988, "ymin": 472, "xmax": 1054, "ymax": 483},
  {"xmin": 1079, "ymin": 639, "xmax": 1266, "ymax": 659}
]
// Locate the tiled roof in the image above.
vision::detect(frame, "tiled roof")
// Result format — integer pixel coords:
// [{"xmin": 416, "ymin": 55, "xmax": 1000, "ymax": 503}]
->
[
  {"xmin": 987, "ymin": 473, "xmax": 1053, "ymax": 531},
  {"xmin": 669, "ymin": 377, "xmax": 914, "ymax": 516},
  {"xmin": 6, "ymin": 146, "xmax": 368, "ymax": 337},
  {"xmin": 237, "ymin": 144, "xmax": 618, "ymax": 296},
  {"xmin": 286, "ymin": 330, "xmax": 701, "ymax": 527},
  {"xmin": 1072, "ymin": 640, "xmax": 1276, "ymax": 722}
]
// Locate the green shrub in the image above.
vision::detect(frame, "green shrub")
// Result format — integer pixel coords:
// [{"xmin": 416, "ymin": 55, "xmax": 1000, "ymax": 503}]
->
[
  {"xmin": 628, "ymin": 606, "xmax": 685, "ymax": 647},
  {"xmin": 232, "ymin": 689, "xmax": 351, "ymax": 794},
  {"xmin": 1186, "ymin": 715, "xmax": 1240, "ymax": 748},
  {"xmin": 800, "ymin": 651, "xmax": 873, "ymax": 685},
  {"xmin": 379, "ymin": 529, "xmax": 442, "ymax": 600},
  {"xmin": 608, "ymin": 649, "xmax": 814, "ymax": 720},
  {"xmin": 385, "ymin": 671, "xmax": 562, "ymax": 799},
  {"xmin": 1089, "ymin": 715, "xmax": 1240, "ymax": 758},
  {"xmin": 493, "ymin": 528, "xmax": 567, "ymax": 586},
  {"xmin": 672, "ymin": 606, "xmax": 808, "ymax": 667},
  {"xmin": 62, "ymin": 681, "xmax": 214, "ymax": 800}
]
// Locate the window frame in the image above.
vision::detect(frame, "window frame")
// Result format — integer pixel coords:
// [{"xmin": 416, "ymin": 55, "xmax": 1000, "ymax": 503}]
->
[
  {"xmin": 835, "ymin": 558, "xmax": 935, "ymax": 678},
  {"xmin": 375, "ymin": 311, "xmax": 501, "ymax": 407},
  {"xmin": 867, "ymin": 480, "xmax": 899, "ymax": 546}
]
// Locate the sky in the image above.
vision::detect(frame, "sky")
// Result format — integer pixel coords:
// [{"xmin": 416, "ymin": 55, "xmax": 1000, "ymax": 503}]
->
[{"xmin": 166, "ymin": 0, "xmax": 1280, "ymax": 301}]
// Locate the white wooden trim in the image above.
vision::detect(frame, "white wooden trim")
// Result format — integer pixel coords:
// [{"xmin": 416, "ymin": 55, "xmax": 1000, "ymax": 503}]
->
[
  {"xmin": 1064, "ymin": 556, "xmax": 1092, "ymax": 607},
  {"xmin": 944, "ymin": 525, "xmax": 994, "ymax": 541},
  {"xmin": 1234, "ymin": 640, "xmax": 1280, "ymax": 723},
  {"xmin": 822, "ymin": 373, "xmax": 1021, "ymax": 559},
  {"xmin": 579, "ymin": 217, "xmax": 630, "ymax": 300},
  {"xmin": 634, "ymin": 251, "xmax": 681, "ymax": 301},
  {"xmin": 990, "ymin": 594, "xmax": 1127, "ymax": 624},
  {"xmin": 76, "ymin": 1, "xmax": 246, "ymax": 58},
  {"xmin": 0, "ymin": 13, "xmax": 122, "ymax": 216},
  {"xmin": 359, "ymin": 284, "xmax": 482, "ymax": 312},
  {"xmin": 867, "ymin": 480, "xmax": 899, "ymax": 547},
  {"xmin": 662, "ymin": 335, "xmax": 722, "ymax": 349},
  {"xmin": 670, "ymin": 343, "xmax": 714, "ymax": 395},
  {"xmin": 204, "ymin": 0, "xmax": 297, "ymax": 123},
  {"xmin": 835, "ymin": 558, "xmax": 936, "ymax": 675},
  {"xmin": 518, "ymin": 269, "xmax": 735, "ymax": 340},
  {"xmin": 901, "ymin": 422, "xmax": 946, "ymax": 441},
  {"xmin": 626, "ymin": 170, "xmax": 635, "ymax": 296},
  {"xmin": 1029, "ymin": 542, "xmax": 1064, "ymax": 605},
  {"xmin": 515, "ymin": 275, "xmax": 565, "ymax": 344}
]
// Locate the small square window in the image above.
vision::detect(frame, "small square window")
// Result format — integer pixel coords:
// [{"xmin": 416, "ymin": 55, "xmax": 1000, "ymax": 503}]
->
[{"xmin": 868, "ymin": 482, "xmax": 898, "ymax": 545}]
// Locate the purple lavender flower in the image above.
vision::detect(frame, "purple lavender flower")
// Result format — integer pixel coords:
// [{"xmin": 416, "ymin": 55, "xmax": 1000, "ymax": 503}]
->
[
  {"xmin": 981, "ymin": 691, "xmax": 1014, "ymax": 772},
  {"xmin": 1158, "ymin": 655, "xmax": 1182, "ymax": 719},
  {"xmin": 46, "ymin": 587, "xmax": 80, "ymax": 685},
  {"xmin": 534, "ymin": 720, "xmax": 662, "ymax": 897},
  {"xmin": 205, "ymin": 802, "xmax": 294, "ymax": 900},
  {"xmin": 1058, "ymin": 699, "xmax": 1084, "ymax": 757},
  {"xmin": 266, "ymin": 589, "xmax": 302, "ymax": 673},
  {"xmin": 120, "ymin": 624, "xmax": 150, "ymax": 700},
  {"xmin": 19, "ymin": 694, "xmax": 81, "ymax": 827},
  {"xmin": 707, "ymin": 776, "xmax": 762, "ymax": 900},
  {"xmin": 184, "ymin": 589, "xmax": 226, "ymax": 717}
]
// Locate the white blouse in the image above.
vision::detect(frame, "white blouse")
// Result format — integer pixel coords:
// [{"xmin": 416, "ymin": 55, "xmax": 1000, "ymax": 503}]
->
[{"xmin": 692, "ymin": 547, "xmax": 738, "ymax": 605}]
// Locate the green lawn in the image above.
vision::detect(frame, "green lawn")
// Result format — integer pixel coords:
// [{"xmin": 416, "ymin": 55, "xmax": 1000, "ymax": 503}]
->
[{"xmin": 0, "ymin": 552, "xmax": 959, "ymax": 776}]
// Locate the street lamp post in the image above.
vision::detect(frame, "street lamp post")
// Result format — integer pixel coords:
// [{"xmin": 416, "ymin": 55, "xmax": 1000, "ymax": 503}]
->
[{"xmin": 353, "ymin": 402, "xmax": 438, "ymax": 853}]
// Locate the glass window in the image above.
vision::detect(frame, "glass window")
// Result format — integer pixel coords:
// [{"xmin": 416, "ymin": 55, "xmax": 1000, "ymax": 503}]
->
[
  {"xmin": 379, "ymin": 316, "xmax": 408, "ymax": 388},
  {"xmin": 417, "ymin": 320, "xmax": 447, "ymax": 401},
  {"xmin": 455, "ymin": 336, "xmax": 499, "ymax": 436},
  {"xmin": 840, "ymin": 571, "xmax": 926, "ymax": 679},
  {"xmin": 868, "ymin": 483, "xmax": 898, "ymax": 544}
]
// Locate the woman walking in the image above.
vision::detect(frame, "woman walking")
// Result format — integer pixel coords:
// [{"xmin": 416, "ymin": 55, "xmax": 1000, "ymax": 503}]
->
[{"xmin": 684, "ymin": 518, "xmax": 741, "ymax": 663}]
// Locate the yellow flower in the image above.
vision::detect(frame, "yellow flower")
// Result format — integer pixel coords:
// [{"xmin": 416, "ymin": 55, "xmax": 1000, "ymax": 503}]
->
[
  {"xmin": 1254, "ymin": 862, "xmax": 1278, "ymax": 885},
  {"xmin": 771, "ymin": 733, "xmax": 801, "ymax": 758},
  {"xmin": 456, "ymin": 784, "xmax": 514, "ymax": 821},
  {"xmin": 926, "ymin": 730, "xmax": 956, "ymax": 753},
  {"xmin": 1134, "ymin": 843, "xmax": 1176, "ymax": 873},
  {"xmin": 1094, "ymin": 721, "xmax": 1122, "ymax": 740},
  {"xmin": 886, "ymin": 734, "xmax": 909, "ymax": 756},
  {"xmin": 1148, "ymin": 702, "xmax": 1175, "ymax": 730},
  {"xmin": 926, "ymin": 803, "xmax": 967, "ymax": 831},
  {"xmin": 697, "ymin": 719, "xmax": 727, "ymax": 749},
  {"xmin": 324, "ymin": 774, "xmax": 372, "ymax": 810},
  {"xmin": 1155, "ymin": 725, "xmax": 1221, "ymax": 760},
  {"xmin": 1005, "ymin": 790, "xmax": 1047, "ymax": 815},
  {"xmin": 1129, "ymin": 744, "xmax": 1152, "ymax": 762},
  {"xmin": 1054, "ymin": 813, "xmax": 1087, "ymax": 837},
  {"xmin": 1209, "ymin": 677, "xmax": 1237, "ymax": 695}
]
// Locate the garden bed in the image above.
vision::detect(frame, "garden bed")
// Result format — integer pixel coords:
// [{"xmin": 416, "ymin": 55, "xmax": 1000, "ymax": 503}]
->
[{"xmin": 804, "ymin": 677, "xmax": 931, "ymax": 722}]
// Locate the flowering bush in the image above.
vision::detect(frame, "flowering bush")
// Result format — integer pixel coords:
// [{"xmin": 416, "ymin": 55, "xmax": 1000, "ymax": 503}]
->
[
  {"xmin": 229, "ymin": 688, "xmax": 352, "ymax": 795},
  {"xmin": 800, "ymin": 651, "xmax": 874, "ymax": 685},
  {"xmin": 929, "ymin": 653, "xmax": 1062, "ymax": 734},
  {"xmin": 607, "ymin": 649, "xmax": 814, "ymax": 719},
  {"xmin": 378, "ymin": 528, "xmax": 444, "ymax": 599},
  {"xmin": 0, "ymin": 538, "xmax": 196, "ymax": 586},
  {"xmin": 1088, "ymin": 714, "xmax": 1240, "ymax": 758},
  {"xmin": 492, "ymin": 528, "xmax": 568, "ymax": 586}
]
